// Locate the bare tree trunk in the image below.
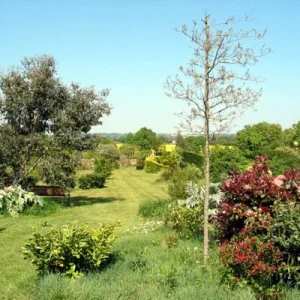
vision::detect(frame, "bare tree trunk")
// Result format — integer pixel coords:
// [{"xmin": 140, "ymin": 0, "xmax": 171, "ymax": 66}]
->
[{"xmin": 203, "ymin": 14, "xmax": 210, "ymax": 266}]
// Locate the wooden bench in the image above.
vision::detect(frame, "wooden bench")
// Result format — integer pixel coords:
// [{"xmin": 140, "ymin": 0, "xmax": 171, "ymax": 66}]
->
[{"xmin": 32, "ymin": 185, "xmax": 71, "ymax": 205}]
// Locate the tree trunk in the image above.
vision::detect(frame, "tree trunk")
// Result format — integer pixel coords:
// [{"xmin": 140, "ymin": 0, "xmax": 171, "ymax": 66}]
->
[{"xmin": 203, "ymin": 14, "xmax": 210, "ymax": 266}]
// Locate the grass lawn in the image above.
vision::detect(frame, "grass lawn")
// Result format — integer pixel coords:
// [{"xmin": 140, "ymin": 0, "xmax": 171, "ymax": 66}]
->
[{"xmin": 0, "ymin": 167, "xmax": 299, "ymax": 299}]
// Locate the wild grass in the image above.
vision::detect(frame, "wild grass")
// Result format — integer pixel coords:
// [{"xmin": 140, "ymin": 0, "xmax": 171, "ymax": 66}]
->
[{"xmin": 138, "ymin": 198, "xmax": 171, "ymax": 218}]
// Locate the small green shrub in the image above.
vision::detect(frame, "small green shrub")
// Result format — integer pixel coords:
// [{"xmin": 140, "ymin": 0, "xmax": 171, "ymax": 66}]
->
[
  {"xmin": 138, "ymin": 199, "xmax": 171, "ymax": 218},
  {"xmin": 23, "ymin": 198, "xmax": 60, "ymax": 216},
  {"xmin": 23, "ymin": 222, "xmax": 118, "ymax": 278},
  {"xmin": 0, "ymin": 185, "xmax": 43, "ymax": 217},
  {"xmin": 145, "ymin": 161, "xmax": 167, "ymax": 173},
  {"xmin": 78, "ymin": 173, "xmax": 106, "ymax": 189},
  {"xmin": 136, "ymin": 159, "xmax": 145, "ymax": 170},
  {"xmin": 168, "ymin": 165, "xmax": 202, "ymax": 200},
  {"xmin": 156, "ymin": 151, "xmax": 181, "ymax": 167},
  {"xmin": 166, "ymin": 205, "xmax": 203, "ymax": 239},
  {"xmin": 94, "ymin": 156, "xmax": 113, "ymax": 178}
]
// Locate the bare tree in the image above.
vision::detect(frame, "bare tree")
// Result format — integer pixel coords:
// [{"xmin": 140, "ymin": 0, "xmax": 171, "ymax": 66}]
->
[{"xmin": 165, "ymin": 14, "xmax": 271, "ymax": 265}]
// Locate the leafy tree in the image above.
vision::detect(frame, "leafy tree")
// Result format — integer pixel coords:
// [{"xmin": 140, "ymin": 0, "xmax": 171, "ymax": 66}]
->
[
  {"xmin": 210, "ymin": 147, "xmax": 250, "ymax": 182},
  {"xmin": 165, "ymin": 14, "xmax": 270, "ymax": 265},
  {"xmin": 127, "ymin": 127, "xmax": 162, "ymax": 151},
  {"xmin": 0, "ymin": 55, "xmax": 111, "ymax": 188},
  {"xmin": 184, "ymin": 136, "xmax": 205, "ymax": 153},
  {"xmin": 236, "ymin": 122, "xmax": 284, "ymax": 159}
]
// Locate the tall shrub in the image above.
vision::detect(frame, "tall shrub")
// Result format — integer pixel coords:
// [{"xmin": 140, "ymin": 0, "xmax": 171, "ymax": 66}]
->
[{"xmin": 216, "ymin": 156, "xmax": 300, "ymax": 298}]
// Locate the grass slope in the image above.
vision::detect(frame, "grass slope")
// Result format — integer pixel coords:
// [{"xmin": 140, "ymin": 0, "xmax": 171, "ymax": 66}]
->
[{"xmin": 0, "ymin": 167, "xmax": 167, "ymax": 300}]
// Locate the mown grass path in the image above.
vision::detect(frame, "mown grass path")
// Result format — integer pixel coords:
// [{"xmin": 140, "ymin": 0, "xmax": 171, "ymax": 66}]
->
[{"xmin": 0, "ymin": 167, "xmax": 168, "ymax": 300}]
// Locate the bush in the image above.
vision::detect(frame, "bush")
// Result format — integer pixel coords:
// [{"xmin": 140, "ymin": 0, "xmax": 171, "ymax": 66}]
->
[
  {"xmin": 219, "ymin": 237, "xmax": 283, "ymax": 299},
  {"xmin": 145, "ymin": 160, "xmax": 167, "ymax": 173},
  {"xmin": 23, "ymin": 198, "xmax": 60, "ymax": 216},
  {"xmin": 156, "ymin": 151, "xmax": 181, "ymax": 167},
  {"xmin": 138, "ymin": 199, "xmax": 171, "ymax": 218},
  {"xmin": 78, "ymin": 173, "xmax": 106, "ymax": 189},
  {"xmin": 216, "ymin": 156, "xmax": 300, "ymax": 298},
  {"xmin": 168, "ymin": 165, "xmax": 202, "ymax": 200},
  {"xmin": 210, "ymin": 147, "xmax": 249, "ymax": 183},
  {"xmin": 268, "ymin": 147, "xmax": 300, "ymax": 176},
  {"xmin": 94, "ymin": 156, "xmax": 113, "ymax": 178},
  {"xmin": 166, "ymin": 205, "xmax": 203, "ymax": 239},
  {"xmin": 135, "ymin": 150, "xmax": 149, "ymax": 170},
  {"xmin": 181, "ymin": 151, "xmax": 204, "ymax": 168},
  {"xmin": 0, "ymin": 185, "xmax": 43, "ymax": 217},
  {"xmin": 23, "ymin": 222, "xmax": 118, "ymax": 278},
  {"xmin": 266, "ymin": 202, "xmax": 300, "ymax": 285}
]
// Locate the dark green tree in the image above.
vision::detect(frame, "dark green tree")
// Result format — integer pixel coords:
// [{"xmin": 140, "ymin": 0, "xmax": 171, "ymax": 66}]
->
[
  {"xmin": 236, "ymin": 122, "xmax": 284, "ymax": 159},
  {"xmin": 127, "ymin": 127, "xmax": 162, "ymax": 151},
  {"xmin": 0, "ymin": 55, "xmax": 111, "ymax": 188}
]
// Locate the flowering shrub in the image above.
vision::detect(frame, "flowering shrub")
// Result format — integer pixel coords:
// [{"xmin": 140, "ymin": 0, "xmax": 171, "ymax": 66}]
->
[{"xmin": 216, "ymin": 156, "xmax": 300, "ymax": 298}]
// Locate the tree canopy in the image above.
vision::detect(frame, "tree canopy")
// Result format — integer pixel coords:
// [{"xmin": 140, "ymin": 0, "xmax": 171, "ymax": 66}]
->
[
  {"xmin": 0, "ymin": 55, "xmax": 111, "ymax": 188},
  {"xmin": 235, "ymin": 122, "xmax": 284, "ymax": 159}
]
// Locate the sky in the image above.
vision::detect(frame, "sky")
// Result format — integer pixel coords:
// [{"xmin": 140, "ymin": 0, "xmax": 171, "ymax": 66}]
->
[{"xmin": 0, "ymin": 0, "xmax": 299, "ymax": 134}]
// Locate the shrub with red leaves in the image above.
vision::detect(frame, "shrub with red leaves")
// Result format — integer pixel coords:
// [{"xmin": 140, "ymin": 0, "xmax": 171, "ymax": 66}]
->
[
  {"xmin": 219, "ymin": 236, "xmax": 283, "ymax": 299},
  {"xmin": 216, "ymin": 156, "xmax": 300, "ymax": 299},
  {"xmin": 216, "ymin": 156, "xmax": 300, "ymax": 242}
]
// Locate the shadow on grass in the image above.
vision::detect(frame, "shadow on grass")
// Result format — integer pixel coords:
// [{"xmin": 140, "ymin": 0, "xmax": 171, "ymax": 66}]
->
[
  {"xmin": 43, "ymin": 196, "xmax": 125, "ymax": 207},
  {"xmin": 70, "ymin": 196, "xmax": 125, "ymax": 207},
  {"xmin": 0, "ymin": 227, "xmax": 6, "ymax": 233}
]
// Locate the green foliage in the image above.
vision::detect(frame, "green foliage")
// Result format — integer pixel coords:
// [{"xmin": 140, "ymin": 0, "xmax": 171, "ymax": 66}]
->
[
  {"xmin": 23, "ymin": 222, "xmax": 118, "ymax": 278},
  {"xmin": 22, "ymin": 198, "xmax": 60, "ymax": 216},
  {"xmin": 168, "ymin": 165, "xmax": 202, "ymax": 200},
  {"xmin": 266, "ymin": 202, "xmax": 300, "ymax": 285},
  {"xmin": 145, "ymin": 160, "xmax": 167, "ymax": 173},
  {"xmin": 0, "ymin": 185, "xmax": 43, "ymax": 217},
  {"xmin": 94, "ymin": 156, "xmax": 113, "ymax": 178},
  {"xmin": 156, "ymin": 151, "xmax": 181, "ymax": 167},
  {"xmin": 0, "ymin": 55, "xmax": 111, "ymax": 186},
  {"xmin": 135, "ymin": 150, "xmax": 149, "ymax": 170},
  {"xmin": 39, "ymin": 148, "xmax": 77, "ymax": 189},
  {"xmin": 184, "ymin": 136, "xmax": 205, "ymax": 153},
  {"xmin": 119, "ymin": 144, "xmax": 138, "ymax": 158},
  {"xmin": 78, "ymin": 173, "xmax": 106, "ymax": 189},
  {"xmin": 126, "ymin": 127, "xmax": 162, "ymax": 151},
  {"xmin": 269, "ymin": 147, "xmax": 300, "ymax": 175},
  {"xmin": 166, "ymin": 205, "xmax": 203, "ymax": 239},
  {"xmin": 210, "ymin": 147, "xmax": 250, "ymax": 182},
  {"xmin": 97, "ymin": 144, "xmax": 120, "ymax": 162},
  {"xmin": 138, "ymin": 199, "xmax": 171, "ymax": 218},
  {"xmin": 236, "ymin": 122, "xmax": 284, "ymax": 159},
  {"xmin": 181, "ymin": 151, "xmax": 204, "ymax": 168}
]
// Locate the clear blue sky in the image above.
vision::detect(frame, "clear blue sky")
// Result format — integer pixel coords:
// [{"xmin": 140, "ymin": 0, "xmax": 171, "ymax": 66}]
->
[{"xmin": 0, "ymin": 0, "xmax": 299, "ymax": 134}]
